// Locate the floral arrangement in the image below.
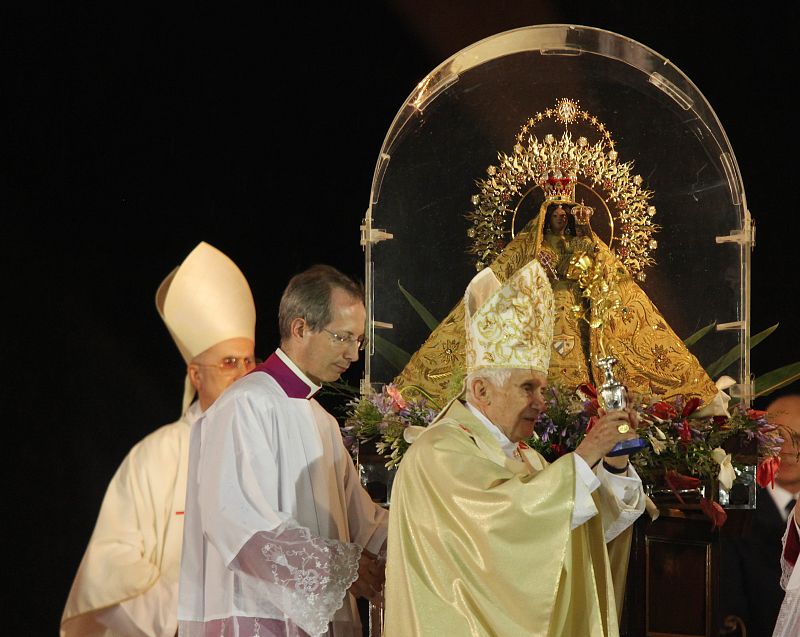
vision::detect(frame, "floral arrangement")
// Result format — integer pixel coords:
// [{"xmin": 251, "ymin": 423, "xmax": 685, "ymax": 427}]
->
[
  {"xmin": 528, "ymin": 380, "xmax": 789, "ymax": 526},
  {"xmin": 530, "ymin": 381, "xmax": 783, "ymax": 488},
  {"xmin": 342, "ymin": 378, "xmax": 789, "ymax": 525},
  {"xmin": 342, "ymin": 384, "xmax": 438, "ymax": 468}
]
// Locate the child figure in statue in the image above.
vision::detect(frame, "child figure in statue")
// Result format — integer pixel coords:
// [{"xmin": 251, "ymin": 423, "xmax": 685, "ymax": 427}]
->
[
  {"xmin": 528, "ymin": 197, "xmax": 718, "ymax": 405},
  {"xmin": 538, "ymin": 203, "xmax": 597, "ymax": 391}
]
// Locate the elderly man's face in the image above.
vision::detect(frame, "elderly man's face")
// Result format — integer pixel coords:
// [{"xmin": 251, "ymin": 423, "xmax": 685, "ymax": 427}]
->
[
  {"xmin": 483, "ymin": 369, "xmax": 548, "ymax": 443},
  {"xmin": 301, "ymin": 287, "xmax": 366, "ymax": 385},
  {"xmin": 189, "ymin": 337, "xmax": 256, "ymax": 410}
]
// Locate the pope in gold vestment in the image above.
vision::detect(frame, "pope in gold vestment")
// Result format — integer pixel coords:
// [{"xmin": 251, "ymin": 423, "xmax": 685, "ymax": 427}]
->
[
  {"xmin": 385, "ymin": 400, "xmax": 637, "ymax": 637},
  {"xmin": 384, "ymin": 258, "xmax": 643, "ymax": 637}
]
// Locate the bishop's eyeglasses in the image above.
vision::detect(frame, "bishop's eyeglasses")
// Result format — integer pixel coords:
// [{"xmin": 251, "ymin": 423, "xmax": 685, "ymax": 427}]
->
[
  {"xmin": 322, "ymin": 328, "xmax": 367, "ymax": 351},
  {"xmin": 193, "ymin": 356, "xmax": 259, "ymax": 375}
]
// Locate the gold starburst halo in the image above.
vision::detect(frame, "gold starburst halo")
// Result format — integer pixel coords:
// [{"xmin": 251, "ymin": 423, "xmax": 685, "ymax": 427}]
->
[{"xmin": 466, "ymin": 98, "xmax": 659, "ymax": 280}]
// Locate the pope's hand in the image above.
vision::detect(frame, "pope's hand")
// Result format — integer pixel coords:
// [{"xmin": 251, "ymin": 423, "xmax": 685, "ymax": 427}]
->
[
  {"xmin": 575, "ymin": 408, "xmax": 639, "ymax": 469},
  {"xmin": 348, "ymin": 551, "xmax": 385, "ymax": 602}
]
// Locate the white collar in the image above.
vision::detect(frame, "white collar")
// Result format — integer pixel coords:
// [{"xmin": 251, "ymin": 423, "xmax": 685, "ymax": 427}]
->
[
  {"xmin": 465, "ymin": 401, "xmax": 517, "ymax": 458},
  {"xmin": 275, "ymin": 348, "xmax": 322, "ymax": 398}
]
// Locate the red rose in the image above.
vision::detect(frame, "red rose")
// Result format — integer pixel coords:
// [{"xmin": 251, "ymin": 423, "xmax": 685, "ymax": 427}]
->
[
  {"xmin": 652, "ymin": 401, "xmax": 678, "ymax": 420},
  {"xmin": 682, "ymin": 397, "xmax": 702, "ymax": 418}
]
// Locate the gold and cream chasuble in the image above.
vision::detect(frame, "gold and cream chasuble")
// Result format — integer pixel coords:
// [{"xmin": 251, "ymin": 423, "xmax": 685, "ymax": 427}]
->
[{"xmin": 384, "ymin": 399, "xmax": 644, "ymax": 636}]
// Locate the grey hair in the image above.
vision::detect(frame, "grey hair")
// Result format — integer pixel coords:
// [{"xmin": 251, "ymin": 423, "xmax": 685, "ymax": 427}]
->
[
  {"xmin": 278, "ymin": 264, "xmax": 364, "ymax": 341},
  {"xmin": 465, "ymin": 368, "xmax": 513, "ymax": 401}
]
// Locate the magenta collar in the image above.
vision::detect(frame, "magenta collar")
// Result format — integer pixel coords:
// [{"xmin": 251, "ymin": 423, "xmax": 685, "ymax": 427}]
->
[{"xmin": 252, "ymin": 351, "xmax": 320, "ymax": 399}]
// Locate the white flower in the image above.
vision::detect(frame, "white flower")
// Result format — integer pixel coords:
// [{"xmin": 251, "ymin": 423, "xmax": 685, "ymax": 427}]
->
[
  {"xmin": 647, "ymin": 434, "xmax": 666, "ymax": 455},
  {"xmin": 711, "ymin": 447, "xmax": 736, "ymax": 490}
]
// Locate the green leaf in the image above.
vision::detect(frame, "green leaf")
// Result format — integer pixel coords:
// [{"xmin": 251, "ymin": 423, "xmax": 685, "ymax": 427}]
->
[
  {"xmin": 754, "ymin": 362, "xmax": 800, "ymax": 398},
  {"xmin": 705, "ymin": 323, "xmax": 779, "ymax": 379},
  {"xmin": 398, "ymin": 281, "xmax": 440, "ymax": 331},
  {"xmin": 683, "ymin": 322, "xmax": 716, "ymax": 348},
  {"xmin": 750, "ymin": 323, "xmax": 779, "ymax": 347},
  {"xmin": 374, "ymin": 334, "xmax": 411, "ymax": 372}
]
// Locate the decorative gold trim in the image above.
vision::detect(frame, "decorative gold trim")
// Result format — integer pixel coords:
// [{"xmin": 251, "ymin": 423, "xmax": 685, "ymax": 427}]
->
[{"xmin": 466, "ymin": 98, "xmax": 659, "ymax": 281}]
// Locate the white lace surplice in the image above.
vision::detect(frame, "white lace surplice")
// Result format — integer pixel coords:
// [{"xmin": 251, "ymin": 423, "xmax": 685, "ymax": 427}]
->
[
  {"xmin": 181, "ymin": 523, "xmax": 361, "ymax": 637},
  {"xmin": 178, "ymin": 371, "xmax": 388, "ymax": 637}
]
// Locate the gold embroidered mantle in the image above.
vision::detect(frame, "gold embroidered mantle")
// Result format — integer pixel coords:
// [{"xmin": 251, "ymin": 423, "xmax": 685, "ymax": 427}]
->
[{"xmin": 393, "ymin": 214, "xmax": 717, "ymax": 407}]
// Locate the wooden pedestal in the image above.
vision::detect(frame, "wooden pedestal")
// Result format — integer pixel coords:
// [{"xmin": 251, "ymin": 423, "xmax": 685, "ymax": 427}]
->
[{"xmin": 621, "ymin": 503, "xmax": 751, "ymax": 637}]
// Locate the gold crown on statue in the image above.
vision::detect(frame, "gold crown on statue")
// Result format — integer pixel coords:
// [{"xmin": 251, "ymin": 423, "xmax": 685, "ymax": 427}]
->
[
  {"xmin": 466, "ymin": 98, "xmax": 659, "ymax": 281},
  {"xmin": 538, "ymin": 158, "xmax": 578, "ymax": 203},
  {"xmin": 570, "ymin": 200, "xmax": 594, "ymax": 225}
]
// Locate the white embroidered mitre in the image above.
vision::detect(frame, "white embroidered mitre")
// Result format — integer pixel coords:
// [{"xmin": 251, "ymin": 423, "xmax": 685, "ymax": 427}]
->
[{"xmin": 464, "ymin": 259, "xmax": 554, "ymax": 374}]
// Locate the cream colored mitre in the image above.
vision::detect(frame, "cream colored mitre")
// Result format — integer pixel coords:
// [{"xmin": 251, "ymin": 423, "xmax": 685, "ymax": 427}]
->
[
  {"xmin": 155, "ymin": 241, "xmax": 256, "ymax": 411},
  {"xmin": 464, "ymin": 259, "xmax": 554, "ymax": 374}
]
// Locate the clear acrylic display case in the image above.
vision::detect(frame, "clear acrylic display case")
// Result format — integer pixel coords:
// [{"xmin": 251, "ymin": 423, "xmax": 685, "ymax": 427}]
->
[{"xmin": 362, "ymin": 24, "xmax": 752, "ymax": 407}]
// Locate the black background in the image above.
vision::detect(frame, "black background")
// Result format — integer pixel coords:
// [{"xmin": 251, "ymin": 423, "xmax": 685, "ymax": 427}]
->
[{"xmin": 3, "ymin": 2, "xmax": 798, "ymax": 633}]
